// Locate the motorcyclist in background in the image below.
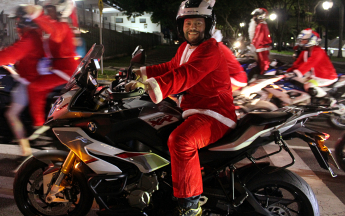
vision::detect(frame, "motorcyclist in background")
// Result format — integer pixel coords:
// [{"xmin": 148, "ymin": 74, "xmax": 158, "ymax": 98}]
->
[
  {"xmin": 125, "ymin": 0, "xmax": 237, "ymax": 215},
  {"xmin": 23, "ymin": 0, "xmax": 78, "ymax": 139},
  {"xmin": 248, "ymin": 8, "xmax": 272, "ymax": 75},
  {"xmin": 286, "ymin": 28, "xmax": 338, "ymax": 101},
  {"xmin": 212, "ymin": 27, "xmax": 248, "ymax": 91},
  {"xmin": 0, "ymin": 7, "xmax": 44, "ymax": 155}
]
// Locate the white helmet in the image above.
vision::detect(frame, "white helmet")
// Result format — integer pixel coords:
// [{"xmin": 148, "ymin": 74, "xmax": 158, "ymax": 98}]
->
[
  {"xmin": 251, "ymin": 8, "xmax": 268, "ymax": 20},
  {"xmin": 42, "ymin": 0, "xmax": 75, "ymax": 18},
  {"xmin": 176, "ymin": 0, "xmax": 216, "ymax": 40},
  {"xmin": 296, "ymin": 28, "xmax": 321, "ymax": 48}
]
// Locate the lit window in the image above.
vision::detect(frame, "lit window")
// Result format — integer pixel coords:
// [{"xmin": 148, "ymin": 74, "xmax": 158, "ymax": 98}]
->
[{"xmin": 140, "ymin": 18, "xmax": 146, "ymax": 23}]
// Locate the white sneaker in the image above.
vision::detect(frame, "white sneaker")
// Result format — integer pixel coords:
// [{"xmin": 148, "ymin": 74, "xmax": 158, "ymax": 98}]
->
[{"xmin": 28, "ymin": 126, "xmax": 50, "ymax": 141}]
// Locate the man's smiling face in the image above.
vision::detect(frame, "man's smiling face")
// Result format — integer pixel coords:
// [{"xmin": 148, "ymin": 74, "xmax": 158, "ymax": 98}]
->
[{"xmin": 183, "ymin": 17, "xmax": 205, "ymax": 45}]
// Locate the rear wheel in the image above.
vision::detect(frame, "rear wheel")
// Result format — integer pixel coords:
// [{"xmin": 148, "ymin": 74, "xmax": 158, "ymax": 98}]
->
[
  {"xmin": 13, "ymin": 157, "xmax": 94, "ymax": 216},
  {"xmin": 245, "ymin": 167, "xmax": 319, "ymax": 216}
]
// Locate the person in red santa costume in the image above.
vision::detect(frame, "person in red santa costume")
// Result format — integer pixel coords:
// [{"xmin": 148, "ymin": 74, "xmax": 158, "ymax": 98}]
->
[
  {"xmin": 125, "ymin": 0, "xmax": 237, "ymax": 215},
  {"xmin": 211, "ymin": 27, "xmax": 247, "ymax": 91},
  {"xmin": 249, "ymin": 8, "xmax": 272, "ymax": 75},
  {"xmin": 0, "ymin": 7, "xmax": 45, "ymax": 155},
  {"xmin": 286, "ymin": 28, "xmax": 338, "ymax": 98},
  {"xmin": 23, "ymin": 0, "xmax": 79, "ymax": 137}
]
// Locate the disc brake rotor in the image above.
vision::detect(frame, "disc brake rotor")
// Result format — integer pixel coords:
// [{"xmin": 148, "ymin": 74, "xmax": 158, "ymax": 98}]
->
[
  {"xmin": 28, "ymin": 172, "xmax": 71, "ymax": 215},
  {"xmin": 267, "ymin": 203, "xmax": 292, "ymax": 216}
]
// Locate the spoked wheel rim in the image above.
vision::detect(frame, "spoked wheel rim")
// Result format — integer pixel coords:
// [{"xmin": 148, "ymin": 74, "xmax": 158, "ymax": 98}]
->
[
  {"xmin": 24, "ymin": 164, "xmax": 82, "ymax": 215},
  {"xmin": 252, "ymin": 184, "xmax": 305, "ymax": 216}
]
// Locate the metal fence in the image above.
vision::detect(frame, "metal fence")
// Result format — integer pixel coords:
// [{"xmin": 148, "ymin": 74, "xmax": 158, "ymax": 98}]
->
[{"xmin": 79, "ymin": 21, "xmax": 162, "ymax": 58}]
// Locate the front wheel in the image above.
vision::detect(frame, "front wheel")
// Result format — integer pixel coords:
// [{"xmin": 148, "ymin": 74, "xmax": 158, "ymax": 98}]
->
[
  {"xmin": 245, "ymin": 167, "xmax": 319, "ymax": 216},
  {"xmin": 334, "ymin": 134, "xmax": 345, "ymax": 172},
  {"xmin": 13, "ymin": 157, "xmax": 94, "ymax": 216}
]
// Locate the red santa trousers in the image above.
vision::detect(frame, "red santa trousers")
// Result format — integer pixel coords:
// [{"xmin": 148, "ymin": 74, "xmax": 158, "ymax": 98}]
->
[
  {"xmin": 28, "ymin": 74, "xmax": 67, "ymax": 126},
  {"xmin": 257, "ymin": 50, "xmax": 270, "ymax": 74},
  {"xmin": 168, "ymin": 114, "xmax": 230, "ymax": 198}
]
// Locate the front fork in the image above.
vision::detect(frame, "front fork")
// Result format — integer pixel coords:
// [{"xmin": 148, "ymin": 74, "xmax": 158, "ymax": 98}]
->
[{"xmin": 45, "ymin": 151, "xmax": 76, "ymax": 203}]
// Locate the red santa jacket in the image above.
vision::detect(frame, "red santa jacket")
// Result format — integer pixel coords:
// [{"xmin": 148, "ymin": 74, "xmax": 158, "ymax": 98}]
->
[
  {"xmin": 145, "ymin": 39, "xmax": 237, "ymax": 128},
  {"xmin": 219, "ymin": 43, "xmax": 247, "ymax": 88},
  {"xmin": 252, "ymin": 21, "xmax": 272, "ymax": 52},
  {"xmin": 32, "ymin": 13, "xmax": 78, "ymax": 78},
  {"xmin": 0, "ymin": 29, "xmax": 44, "ymax": 82},
  {"xmin": 287, "ymin": 46, "xmax": 337, "ymax": 80}
]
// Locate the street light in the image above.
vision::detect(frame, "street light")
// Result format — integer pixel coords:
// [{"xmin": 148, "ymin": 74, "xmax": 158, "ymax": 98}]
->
[
  {"xmin": 269, "ymin": 13, "xmax": 278, "ymax": 49},
  {"xmin": 240, "ymin": 22, "xmax": 245, "ymax": 27},
  {"xmin": 323, "ymin": 0, "xmax": 333, "ymax": 55},
  {"xmin": 269, "ymin": 13, "xmax": 277, "ymax": 21}
]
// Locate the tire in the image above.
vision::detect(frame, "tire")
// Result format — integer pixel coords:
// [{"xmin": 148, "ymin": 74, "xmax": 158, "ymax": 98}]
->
[
  {"xmin": 328, "ymin": 114, "xmax": 345, "ymax": 130},
  {"xmin": 245, "ymin": 167, "xmax": 319, "ymax": 216},
  {"xmin": 13, "ymin": 157, "xmax": 94, "ymax": 216},
  {"xmin": 334, "ymin": 135, "xmax": 345, "ymax": 172},
  {"xmin": 328, "ymin": 100, "xmax": 345, "ymax": 129}
]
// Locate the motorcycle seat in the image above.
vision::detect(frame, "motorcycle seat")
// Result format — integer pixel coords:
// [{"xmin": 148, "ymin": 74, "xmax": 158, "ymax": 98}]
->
[{"xmin": 203, "ymin": 111, "xmax": 292, "ymax": 151}]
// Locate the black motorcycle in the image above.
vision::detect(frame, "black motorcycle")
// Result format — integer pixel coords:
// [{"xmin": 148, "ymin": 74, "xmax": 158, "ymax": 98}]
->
[
  {"xmin": 0, "ymin": 66, "xmax": 64, "ymax": 143},
  {"xmin": 13, "ymin": 44, "xmax": 340, "ymax": 216}
]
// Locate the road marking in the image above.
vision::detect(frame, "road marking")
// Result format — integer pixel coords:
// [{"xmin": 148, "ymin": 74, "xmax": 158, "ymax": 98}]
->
[
  {"xmin": 263, "ymin": 144, "xmax": 345, "ymax": 216},
  {"xmin": 0, "ymin": 144, "xmax": 43, "ymax": 156}
]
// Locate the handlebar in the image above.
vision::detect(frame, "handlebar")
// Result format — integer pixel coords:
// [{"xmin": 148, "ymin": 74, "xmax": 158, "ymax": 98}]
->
[{"xmin": 111, "ymin": 87, "xmax": 145, "ymax": 100}]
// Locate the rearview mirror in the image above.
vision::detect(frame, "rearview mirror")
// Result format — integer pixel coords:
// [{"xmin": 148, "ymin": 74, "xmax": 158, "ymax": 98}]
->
[{"xmin": 131, "ymin": 45, "xmax": 146, "ymax": 65}]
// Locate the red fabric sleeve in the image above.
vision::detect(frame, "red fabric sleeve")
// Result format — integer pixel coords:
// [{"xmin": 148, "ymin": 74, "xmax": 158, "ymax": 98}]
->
[
  {"xmin": 0, "ymin": 34, "xmax": 34, "ymax": 65},
  {"xmin": 287, "ymin": 51, "xmax": 305, "ymax": 72},
  {"xmin": 219, "ymin": 43, "xmax": 244, "ymax": 75},
  {"xmin": 295, "ymin": 49, "xmax": 324, "ymax": 75},
  {"xmin": 252, "ymin": 24, "xmax": 262, "ymax": 49},
  {"xmin": 146, "ymin": 43, "xmax": 186, "ymax": 78},
  {"xmin": 154, "ymin": 42, "xmax": 221, "ymax": 98},
  {"xmin": 33, "ymin": 14, "xmax": 69, "ymax": 43}
]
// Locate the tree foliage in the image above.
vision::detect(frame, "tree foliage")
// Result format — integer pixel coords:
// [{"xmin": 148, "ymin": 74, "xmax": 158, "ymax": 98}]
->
[{"xmin": 107, "ymin": 0, "xmax": 343, "ymax": 51}]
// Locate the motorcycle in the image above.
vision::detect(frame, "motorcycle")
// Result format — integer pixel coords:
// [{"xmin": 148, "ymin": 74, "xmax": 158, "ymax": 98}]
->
[
  {"xmin": 334, "ymin": 133, "xmax": 345, "ymax": 172},
  {"xmin": 13, "ymin": 44, "xmax": 340, "ymax": 216},
  {"xmin": 233, "ymin": 75, "xmax": 284, "ymax": 119},
  {"xmin": 257, "ymin": 71, "xmax": 345, "ymax": 129},
  {"xmin": 0, "ymin": 66, "xmax": 65, "ymax": 143}
]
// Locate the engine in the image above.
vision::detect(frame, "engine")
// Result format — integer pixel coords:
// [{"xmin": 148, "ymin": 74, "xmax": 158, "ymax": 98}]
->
[{"xmin": 124, "ymin": 173, "xmax": 159, "ymax": 210}]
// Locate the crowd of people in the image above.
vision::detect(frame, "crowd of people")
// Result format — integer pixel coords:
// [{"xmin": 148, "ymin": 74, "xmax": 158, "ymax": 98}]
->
[{"xmin": 0, "ymin": 0, "xmax": 338, "ymax": 215}]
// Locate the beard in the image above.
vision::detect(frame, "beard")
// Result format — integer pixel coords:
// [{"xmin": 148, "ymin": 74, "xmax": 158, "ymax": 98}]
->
[
  {"xmin": 184, "ymin": 30, "xmax": 205, "ymax": 46},
  {"xmin": 248, "ymin": 18, "xmax": 257, "ymax": 42}
]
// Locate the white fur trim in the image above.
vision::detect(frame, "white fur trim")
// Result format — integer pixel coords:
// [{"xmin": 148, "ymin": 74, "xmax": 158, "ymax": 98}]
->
[
  {"xmin": 30, "ymin": 5, "xmax": 43, "ymax": 20},
  {"xmin": 180, "ymin": 44, "xmax": 191, "ymax": 65},
  {"xmin": 231, "ymin": 77, "xmax": 247, "ymax": 87},
  {"xmin": 303, "ymin": 51, "xmax": 308, "ymax": 62},
  {"xmin": 182, "ymin": 109, "xmax": 237, "ymax": 128},
  {"xmin": 212, "ymin": 29, "xmax": 223, "ymax": 42},
  {"xmin": 248, "ymin": 18, "xmax": 256, "ymax": 42},
  {"xmin": 293, "ymin": 70, "xmax": 303, "ymax": 78},
  {"xmin": 51, "ymin": 69, "xmax": 70, "ymax": 81},
  {"xmin": 256, "ymin": 47, "xmax": 271, "ymax": 52},
  {"xmin": 146, "ymin": 78, "xmax": 163, "ymax": 104}
]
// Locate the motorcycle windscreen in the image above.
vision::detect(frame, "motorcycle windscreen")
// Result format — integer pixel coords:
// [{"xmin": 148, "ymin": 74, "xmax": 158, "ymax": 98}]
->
[{"xmin": 64, "ymin": 44, "xmax": 104, "ymax": 91}]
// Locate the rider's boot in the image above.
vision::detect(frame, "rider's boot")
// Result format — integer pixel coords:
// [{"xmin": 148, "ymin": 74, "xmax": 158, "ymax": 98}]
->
[{"xmin": 173, "ymin": 195, "xmax": 202, "ymax": 216}]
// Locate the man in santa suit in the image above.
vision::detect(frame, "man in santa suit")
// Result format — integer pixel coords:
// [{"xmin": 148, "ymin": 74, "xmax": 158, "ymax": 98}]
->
[
  {"xmin": 125, "ymin": 0, "xmax": 237, "ymax": 215},
  {"xmin": 212, "ymin": 27, "xmax": 247, "ymax": 91},
  {"xmin": 24, "ymin": 0, "xmax": 78, "ymax": 137},
  {"xmin": 249, "ymin": 8, "xmax": 272, "ymax": 75},
  {"xmin": 286, "ymin": 28, "xmax": 338, "ymax": 98},
  {"xmin": 0, "ymin": 7, "xmax": 45, "ymax": 155}
]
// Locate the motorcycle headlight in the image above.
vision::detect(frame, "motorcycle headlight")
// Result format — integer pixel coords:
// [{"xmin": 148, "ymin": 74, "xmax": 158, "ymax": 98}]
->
[
  {"xmin": 234, "ymin": 41, "xmax": 241, "ymax": 48},
  {"xmin": 49, "ymin": 96, "xmax": 64, "ymax": 117}
]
